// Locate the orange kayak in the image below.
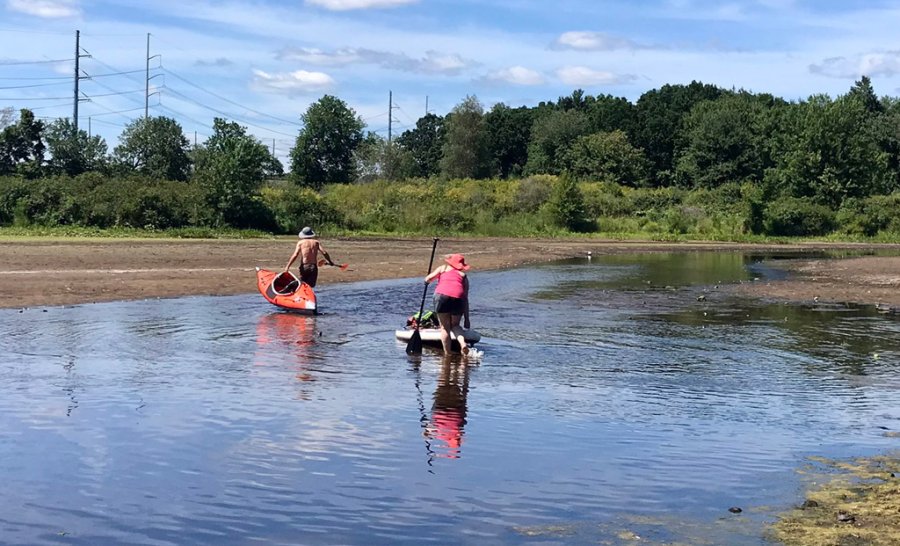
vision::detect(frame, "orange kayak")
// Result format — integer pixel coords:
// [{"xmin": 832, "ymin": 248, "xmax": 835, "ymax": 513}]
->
[{"xmin": 256, "ymin": 267, "xmax": 317, "ymax": 314}]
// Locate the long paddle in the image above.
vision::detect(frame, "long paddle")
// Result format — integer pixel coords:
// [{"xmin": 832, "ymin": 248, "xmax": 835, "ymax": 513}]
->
[{"xmin": 406, "ymin": 237, "xmax": 439, "ymax": 355}]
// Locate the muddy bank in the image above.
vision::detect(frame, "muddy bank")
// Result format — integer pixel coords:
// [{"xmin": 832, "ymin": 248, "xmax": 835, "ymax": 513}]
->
[
  {"xmin": 735, "ymin": 255, "xmax": 900, "ymax": 308},
  {"xmin": 1, "ymin": 237, "xmax": 898, "ymax": 309}
]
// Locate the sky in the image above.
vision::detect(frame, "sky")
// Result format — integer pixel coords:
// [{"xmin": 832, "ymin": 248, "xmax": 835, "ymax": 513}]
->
[{"xmin": 2, "ymin": 0, "xmax": 900, "ymax": 165}]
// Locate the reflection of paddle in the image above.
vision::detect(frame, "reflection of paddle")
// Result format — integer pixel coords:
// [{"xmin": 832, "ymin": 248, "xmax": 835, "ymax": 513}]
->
[
  {"xmin": 317, "ymin": 259, "xmax": 350, "ymax": 271},
  {"xmin": 407, "ymin": 237, "xmax": 439, "ymax": 355}
]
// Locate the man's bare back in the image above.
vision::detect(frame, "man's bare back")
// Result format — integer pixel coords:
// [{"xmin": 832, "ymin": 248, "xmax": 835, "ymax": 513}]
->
[
  {"xmin": 284, "ymin": 232, "xmax": 333, "ymax": 288},
  {"xmin": 296, "ymin": 239, "xmax": 322, "ymax": 266}
]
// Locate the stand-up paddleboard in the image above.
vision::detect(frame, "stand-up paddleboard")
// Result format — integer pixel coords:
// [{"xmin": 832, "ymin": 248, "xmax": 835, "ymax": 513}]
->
[
  {"xmin": 395, "ymin": 328, "xmax": 481, "ymax": 351},
  {"xmin": 256, "ymin": 267, "xmax": 317, "ymax": 314}
]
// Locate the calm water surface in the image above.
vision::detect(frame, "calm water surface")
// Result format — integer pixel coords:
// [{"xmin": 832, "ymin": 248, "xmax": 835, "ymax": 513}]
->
[{"xmin": 2, "ymin": 252, "xmax": 899, "ymax": 545}]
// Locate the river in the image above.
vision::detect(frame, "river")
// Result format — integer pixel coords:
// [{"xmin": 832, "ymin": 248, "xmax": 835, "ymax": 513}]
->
[{"xmin": 2, "ymin": 251, "xmax": 898, "ymax": 545}]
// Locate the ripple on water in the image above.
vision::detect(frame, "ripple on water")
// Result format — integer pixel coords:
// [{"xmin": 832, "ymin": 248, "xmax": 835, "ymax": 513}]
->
[{"xmin": 3, "ymin": 254, "xmax": 900, "ymax": 544}]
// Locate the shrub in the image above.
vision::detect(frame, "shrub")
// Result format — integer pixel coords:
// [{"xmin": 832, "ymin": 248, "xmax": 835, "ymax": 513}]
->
[
  {"xmin": 516, "ymin": 175, "xmax": 554, "ymax": 213},
  {"xmin": 629, "ymin": 186, "xmax": 686, "ymax": 215},
  {"xmin": 261, "ymin": 184, "xmax": 340, "ymax": 234},
  {"xmin": 763, "ymin": 196, "xmax": 836, "ymax": 236},
  {"xmin": 837, "ymin": 193, "xmax": 900, "ymax": 236},
  {"xmin": 548, "ymin": 174, "xmax": 593, "ymax": 232}
]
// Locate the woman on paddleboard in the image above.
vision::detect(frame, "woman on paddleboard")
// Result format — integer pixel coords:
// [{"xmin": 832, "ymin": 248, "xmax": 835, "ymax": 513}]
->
[{"xmin": 424, "ymin": 253, "xmax": 471, "ymax": 355}]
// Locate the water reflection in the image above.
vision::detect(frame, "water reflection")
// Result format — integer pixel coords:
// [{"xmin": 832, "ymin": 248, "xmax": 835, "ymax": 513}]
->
[
  {"xmin": 255, "ymin": 312, "xmax": 320, "ymax": 392},
  {"xmin": 428, "ymin": 355, "xmax": 470, "ymax": 459},
  {"xmin": 410, "ymin": 354, "xmax": 473, "ymax": 466}
]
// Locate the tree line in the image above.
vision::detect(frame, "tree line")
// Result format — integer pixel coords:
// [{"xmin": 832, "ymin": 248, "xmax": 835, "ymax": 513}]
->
[{"xmin": 1, "ymin": 76, "xmax": 899, "ymax": 238}]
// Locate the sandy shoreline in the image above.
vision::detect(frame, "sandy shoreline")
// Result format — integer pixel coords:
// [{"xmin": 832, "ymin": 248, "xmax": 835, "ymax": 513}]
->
[{"xmin": 1, "ymin": 237, "xmax": 899, "ymax": 309}]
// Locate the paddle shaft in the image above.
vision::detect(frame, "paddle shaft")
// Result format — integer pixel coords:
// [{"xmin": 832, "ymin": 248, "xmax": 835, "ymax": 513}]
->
[
  {"xmin": 407, "ymin": 238, "xmax": 439, "ymax": 354},
  {"xmin": 416, "ymin": 238, "xmax": 439, "ymax": 321}
]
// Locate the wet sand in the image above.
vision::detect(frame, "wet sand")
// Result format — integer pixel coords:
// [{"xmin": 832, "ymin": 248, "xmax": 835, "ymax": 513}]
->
[{"xmin": 0, "ymin": 237, "xmax": 898, "ymax": 309}]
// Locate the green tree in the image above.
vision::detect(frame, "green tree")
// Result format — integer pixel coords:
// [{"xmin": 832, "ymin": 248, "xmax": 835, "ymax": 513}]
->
[
  {"xmin": 0, "ymin": 107, "xmax": 14, "ymax": 130},
  {"xmin": 675, "ymin": 93, "xmax": 778, "ymax": 188},
  {"xmin": 847, "ymin": 75, "xmax": 883, "ymax": 115},
  {"xmin": 113, "ymin": 116, "xmax": 191, "ymax": 181},
  {"xmin": 355, "ymin": 132, "xmax": 416, "ymax": 182},
  {"xmin": 768, "ymin": 93, "xmax": 893, "ymax": 207},
  {"xmin": 548, "ymin": 173, "xmax": 590, "ymax": 231},
  {"xmin": 44, "ymin": 118, "xmax": 108, "ymax": 176},
  {"xmin": 586, "ymin": 94, "xmax": 636, "ymax": 135},
  {"xmin": 0, "ymin": 108, "xmax": 45, "ymax": 178},
  {"xmin": 525, "ymin": 108, "xmax": 590, "ymax": 175},
  {"xmin": 194, "ymin": 118, "xmax": 282, "ymax": 227},
  {"xmin": 440, "ymin": 95, "xmax": 491, "ymax": 179},
  {"xmin": 561, "ymin": 130, "xmax": 649, "ymax": 185},
  {"xmin": 290, "ymin": 95, "xmax": 364, "ymax": 188},
  {"xmin": 484, "ymin": 103, "xmax": 533, "ymax": 178},
  {"xmin": 396, "ymin": 113, "xmax": 445, "ymax": 178},
  {"xmin": 633, "ymin": 81, "xmax": 724, "ymax": 183}
]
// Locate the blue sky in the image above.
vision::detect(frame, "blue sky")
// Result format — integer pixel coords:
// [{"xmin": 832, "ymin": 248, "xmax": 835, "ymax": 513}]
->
[{"xmin": 3, "ymin": 0, "xmax": 900, "ymax": 164}]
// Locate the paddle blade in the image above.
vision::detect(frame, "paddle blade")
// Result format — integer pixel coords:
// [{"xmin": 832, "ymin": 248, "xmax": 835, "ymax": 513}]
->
[
  {"xmin": 406, "ymin": 328, "xmax": 423, "ymax": 355},
  {"xmin": 317, "ymin": 259, "xmax": 350, "ymax": 271}
]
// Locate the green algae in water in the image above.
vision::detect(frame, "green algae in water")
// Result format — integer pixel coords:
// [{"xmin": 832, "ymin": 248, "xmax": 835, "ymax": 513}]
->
[{"xmin": 771, "ymin": 454, "xmax": 900, "ymax": 546}]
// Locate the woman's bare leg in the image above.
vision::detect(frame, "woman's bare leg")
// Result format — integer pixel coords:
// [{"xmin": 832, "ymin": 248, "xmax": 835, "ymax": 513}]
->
[
  {"xmin": 450, "ymin": 314, "xmax": 468, "ymax": 354},
  {"xmin": 436, "ymin": 312, "xmax": 453, "ymax": 353}
]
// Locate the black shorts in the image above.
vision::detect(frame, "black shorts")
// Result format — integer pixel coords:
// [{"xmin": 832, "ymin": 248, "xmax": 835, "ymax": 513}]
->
[
  {"xmin": 300, "ymin": 263, "xmax": 318, "ymax": 287},
  {"xmin": 434, "ymin": 293, "xmax": 465, "ymax": 315}
]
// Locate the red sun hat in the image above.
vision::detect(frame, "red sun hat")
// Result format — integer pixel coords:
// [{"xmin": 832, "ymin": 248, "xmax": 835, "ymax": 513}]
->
[{"xmin": 445, "ymin": 253, "xmax": 470, "ymax": 271}]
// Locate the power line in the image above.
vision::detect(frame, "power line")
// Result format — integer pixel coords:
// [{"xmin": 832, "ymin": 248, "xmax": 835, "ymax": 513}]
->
[
  {"xmin": 0, "ymin": 58, "xmax": 73, "ymax": 66},
  {"xmin": 0, "ymin": 75, "xmax": 70, "ymax": 81},
  {"xmin": 88, "ymin": 106, "xmax": 145, "ymax": 118},
  {"xmin": 160, "ymin": 66, "xmax": 301, "ymax": 126},
  {"xmin": 161, "ymin": 85, "xmax": 296, "ymax": 137},
  {"xmin": 0, "ymin": 95, "xmax": 72, "ymax": 101},
  {"xmin": 0, "ymin": 27, "xmax": 76, "ymax": 36},
  {"xmin": 155, "ymin": 101, "xmax": 214, "ymax": 131},
  {"xmin": 25, "ymin": 102, "xmax": 73, "ymax": 111},
  {"xmin": 0, "ymin": 69, "xmax": 144, "ymax": 82},
  {"xmin": 0, "ymin": 81, "xmax": 71, "ymax": 90}
]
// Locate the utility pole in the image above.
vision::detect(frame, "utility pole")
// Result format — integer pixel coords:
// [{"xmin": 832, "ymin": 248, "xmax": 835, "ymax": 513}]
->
[
  {"xmin": 425, "ymin": 95, "xmax": 429, "ymax": 116},
  {"xmin": 388, "ymin": 90, "xmax": 393, "ymax": 145},
  {"xmin": 145, "ymin": 33, "xmax": 161, "ymax": 118},
  {"xmin": 73, "ymin": 30, "xmax": 91, "ymax": 131},
  {"xmin": 272, "ymin": 139, "xmax": 275, "ymax": 157},
  {"xmin": 88, "ymin": 116, "xmax": 91, "ymax": 135},
  {"xmin": 74, "ymin": 30, "xmax": 79, "ymax": 128}
]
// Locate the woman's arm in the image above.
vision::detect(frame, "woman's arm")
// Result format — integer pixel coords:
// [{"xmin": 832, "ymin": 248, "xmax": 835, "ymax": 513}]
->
[
  {"xmin": 463, "ymin": 276, "xmax": 470, "ymax": 328},
  {"xmin": 424, "ymin": 265, "xmax": 446, "ymax": 283}
]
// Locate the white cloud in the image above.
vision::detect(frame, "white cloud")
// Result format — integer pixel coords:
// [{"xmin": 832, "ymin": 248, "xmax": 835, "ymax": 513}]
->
[
  {"xmin": 277, "ymin": 46, "xmax": 473, "ymax": 75},
  {"xmin": 305, "ymin": 0, "xmax": 417, "ymax": 10},
  {"xmin": 809, "ymin": 51, "xmax": 900, "ymax": 79},
  {"xmin": 483, "ymin": 66, "xmax": 545, "ymax": 86},
  {"xmin": 194, "ymin": 57, "xmax": 235, "ymax": 68},
  {"xmin": 6, "ymin": 0, "xmax": 80, "ymax": 18},
  {"xmin": 277, "ymin": 47, "xmax": 361, "ymax": 66},
  {"xmin": 553, "ymin": 31, "xmax": 642, "ymax": 51},
  {"xmin": 556, "ymin": 66, "xmax": 637, "ymax": 86},
  {"xmin": 251, "ymin": 69, "xmax": 335, "ymax": 94}
]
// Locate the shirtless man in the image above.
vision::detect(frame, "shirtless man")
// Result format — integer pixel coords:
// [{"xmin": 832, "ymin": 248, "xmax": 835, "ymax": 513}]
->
[{"xmin": 283, "ymin": 226, "xmax": 334, "ymax": 288}]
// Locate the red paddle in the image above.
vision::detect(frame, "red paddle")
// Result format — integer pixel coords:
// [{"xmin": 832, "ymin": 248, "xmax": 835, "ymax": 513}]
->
[{"xmin": 318, "ymin": 259, "xmax": 350, "ymax": 271}]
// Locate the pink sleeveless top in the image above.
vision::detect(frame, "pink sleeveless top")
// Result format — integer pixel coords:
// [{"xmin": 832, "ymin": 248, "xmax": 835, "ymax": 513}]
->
[{"xmin": 435, "ymin": 268, "xmax": 465, "ymax": 298}]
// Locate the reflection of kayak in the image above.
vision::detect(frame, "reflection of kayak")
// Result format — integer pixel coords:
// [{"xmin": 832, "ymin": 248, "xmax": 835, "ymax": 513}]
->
[
  {"xmin": 256, "ymin": 267, "xmax": 317, "ymax": 313},
  {"xmin": 395, "ymin": 328, "xmax": 481, "ymax": 350}
]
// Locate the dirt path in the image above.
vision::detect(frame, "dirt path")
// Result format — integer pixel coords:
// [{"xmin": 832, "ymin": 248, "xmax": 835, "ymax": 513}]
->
[{"xmin": 1, "ymin": 237, "xmax": 898, "ymax": 309}]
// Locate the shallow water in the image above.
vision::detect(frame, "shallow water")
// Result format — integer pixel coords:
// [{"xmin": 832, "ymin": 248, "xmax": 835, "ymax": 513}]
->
[{"xmin": 2, "ymin": 252, "xmax": 899, "ymax": 545}]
